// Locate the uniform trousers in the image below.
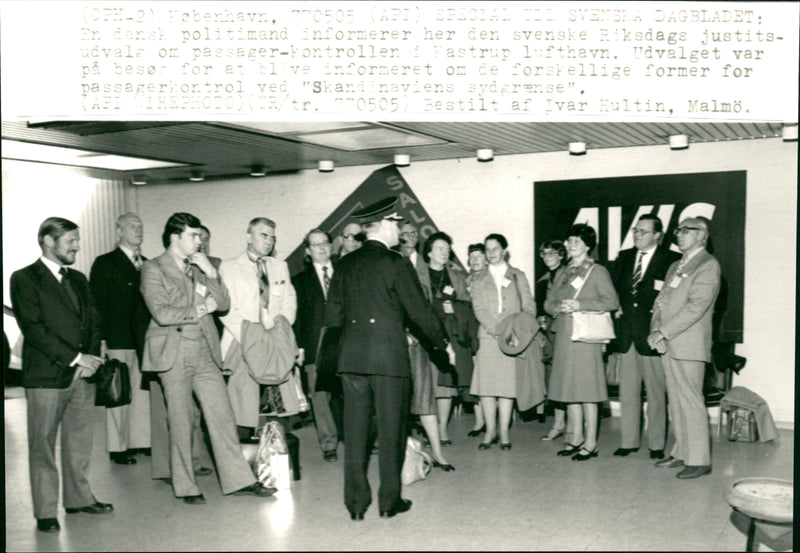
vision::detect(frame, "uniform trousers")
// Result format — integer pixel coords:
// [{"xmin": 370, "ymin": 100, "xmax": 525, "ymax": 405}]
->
[
  {"xmin": 26, "ymin": 378, "xmax": 97, "ymax": 519},
  {"xmin": 618, "ymin": 344, "xmax": 667, "ymax": 450},
  {"xmin": 105, "ymin": 349, "xmax": 150, "ymax": 452},
  {"xmin": 158, "ymin": 336, "xmax": 255, "ymax": 497},
  {"xmin": 342, "ymin": 373, "xmax": 410, "ymax": 513},
  {"xmin": 306, "ymin": 363, "xmax": 340, "ymax": 453},
  {"xmin": 661, "ymin": 354, "xmax": 711, "ymax": 466}
]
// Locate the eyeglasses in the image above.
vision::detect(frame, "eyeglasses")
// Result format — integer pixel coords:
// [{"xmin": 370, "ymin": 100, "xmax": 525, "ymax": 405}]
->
[
  {"xmin": 401, "ymin": 231, "xmax": 418, "ymax": 237},
  {"xmin": 674, "ymin": 227, "xmax": 702, "ymax": 235},
  {"xmin": 540, "ymin": 251, "xmax": 560, "ymax": 257},
  {"xmin": 308, "ymin": 241, "xmax": 331, "ymax": 248},
  {"xmin": 342, "ymin": 234, "xmax": 359, "ymax": 240},
  {"xmin": 632, "ymin": 229, "xmax": 654, "ymax": 236}
]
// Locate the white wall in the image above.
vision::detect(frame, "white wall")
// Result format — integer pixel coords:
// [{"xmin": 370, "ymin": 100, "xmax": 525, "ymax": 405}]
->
[{"xmin": 128, "ymin": 137, "xmax": 795, "ymax": 425}]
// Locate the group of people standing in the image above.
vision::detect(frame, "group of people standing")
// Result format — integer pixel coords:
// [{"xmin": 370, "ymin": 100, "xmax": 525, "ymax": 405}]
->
[{"xmin": 10, "ymin": 194, "xmax": 721, "ymax": 532}]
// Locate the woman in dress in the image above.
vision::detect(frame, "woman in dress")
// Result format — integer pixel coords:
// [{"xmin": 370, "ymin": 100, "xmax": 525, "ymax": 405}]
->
[
  {"xmin": 464, "ymin": 243, "xmax": 488, "ymax": 436},
  {"xmin": 545, "ymin": 224, "xmax": 619, "ymax": 461},
  {"xmin": 470, "ymin": 234, "xmax": 536, "ymax": 450}
]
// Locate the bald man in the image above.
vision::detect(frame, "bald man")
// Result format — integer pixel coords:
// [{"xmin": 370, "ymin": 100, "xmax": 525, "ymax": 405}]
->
[
  {"xmin": 90, "ymin": 213, "xmax": 152, "ymax": 465},
  {"xmin": 648, "ymin": 217, "xmax": 720, "ymax": 479}
]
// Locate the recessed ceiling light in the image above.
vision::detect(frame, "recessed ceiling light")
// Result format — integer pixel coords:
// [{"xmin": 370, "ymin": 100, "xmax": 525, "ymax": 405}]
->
[
  {"xmin": 318, "ymin": 160, "xmax": 334, "ymax": 173},
  {"xmin": 394, "ymin": 154, "xmax": 410, "ymax": 166},
  {"xmin": 189, "ymin": 170, "xmax": 205, "ymax": 182},
  {"xmin": 569, "ymin": 142, "xmax": 587, "ymax": 155},
  {"xmin": 250, "ymin": 164, "xmax": 267, "ymax": 177}
]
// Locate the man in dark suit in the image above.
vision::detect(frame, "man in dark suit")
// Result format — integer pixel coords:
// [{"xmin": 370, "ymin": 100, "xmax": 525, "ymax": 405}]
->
[
  {"xmin": 140, "ymin": 212, "xmax": 276, "ymax": 504},
  {"xmin": 324, "ymin": 197, "xmax": 451, "ymax": 521},
  {"xmin": 90, "ymin": 213, "xmax": 151, "ymax": 465},
  {"xmin": 293, "ymin": 228, "xmax": 343, "ymax": 462},
  {"xmin": 611, "ymin": 214, "xmax": 680, "ymax": 460},
  {"xmin": 10, "ymin": 217, "xmax": 112, "ymax": 533},
  {"xmin": 649, "ymin": 217, "xmax": 720, "ymax": 479}
]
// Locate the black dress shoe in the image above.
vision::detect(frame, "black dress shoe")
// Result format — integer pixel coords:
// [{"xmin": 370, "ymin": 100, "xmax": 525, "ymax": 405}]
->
[
  {"xmin": 37, "ymin": 518, "xmax": 60, "ymax": 532},
  {"xmin": 182, "ymin": 494, "xmax": 206, "ymax": 505},
  {"xmin": 109, "ymin": 452, "xmax": 136, "ymax": 465},
  {"xmin": 572, "ymin": 447, "xmax": 599, "ymax": 461},
  {"xmin": 478, "ymin": 436, "xmax": 499, "ymax": 450},
  {"xmin": 232, "ymin": 483, "xmax": 278, "ymax": 497},
  {"xmin": 500, "ymin": 442, "xmax": 512, "ymax": 450},
  {"xmin": 432, "ymin": 460, "xmax": 456, "ymax": 471},
  {"xmin": 537, "ymin": 413, "xmax": 547, "ymax": 423},
  {"xmin": 676, "ymin": 465, "xmax": 712, "ymax": 479},
  {"xmin": 380, "ymin": 499, "xmax": 412, "ymax": 518},
  {"xmin": 557, "ymin": 442, "xmax": 584, "ymax": 457},
  {"xmin": 349, "ymin": 511, "xmax": 365, "ymax": 521},
  {"xmin": 467, "ymin": 425, "xmax": 486, "ymax": 437},
  {"xmin": 65, "ymin": 502, "xmax": 114, "ymax": 514},
  {"xmin": 649, "ymin": 449, "xmax": 665, "ymax": 459},
  {"xmin": 323, "ymin": 450, "xmax": 338, "ymax": 462},
  {"xmin": 613, "ymin": 447, "xmax": 639, "ymax": 457},
  {"xmin": 194, "ymin": 467, "xmax": 214, "ymax": 477}
]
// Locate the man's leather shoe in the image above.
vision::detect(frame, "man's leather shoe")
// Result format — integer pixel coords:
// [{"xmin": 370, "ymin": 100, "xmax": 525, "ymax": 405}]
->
[
  {"xmin": 323, "ymin": 450, "xmax": 338, "ymax": 462},
  {"xmin": 379, "ymin": 499, "xmax": 412, "ymax": 518},
  {"xmin": 109, "ymin": 451, "xmax": 136, "ymax": 465},
  {"xmin": 37, "ymin": 518, "xmax": 60, "ymax": 532},
  {"xmin": 349, "ymin": 510, "xmax": 365, "ymax": 521},
  {"xmin": 649, "ymin": 449, "xmax": 665, "ymax": 459},
  {"xmin": 195, "ymin": 467, "xmax": 214, "ymax": 477},
  {"xmin": 182, "ymin": 494, "xmax": 206, "ymax": 505},
  {"xmin": 65, "ymin": 502, "xmax": 114, "ymax": 514},
  {"xmin": 613, "ymin": 447, "xmax": 639, "ymax": 457},
  {"xmin": 655, "ymin": 456, "xmax": 684, "ymax": 468},
  {"xmin": 233, "ymin": 483, "xmax": 278, "ymax": 497},
  {"xmin": 677, "ymin": 465, "xmax": 712, "ymax": 479}
]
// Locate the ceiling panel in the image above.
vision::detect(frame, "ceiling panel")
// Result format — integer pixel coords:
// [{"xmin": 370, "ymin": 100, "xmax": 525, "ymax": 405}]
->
[{"xmin": 1, "ymin": 120, "xmax": 785, "ymax": 185}]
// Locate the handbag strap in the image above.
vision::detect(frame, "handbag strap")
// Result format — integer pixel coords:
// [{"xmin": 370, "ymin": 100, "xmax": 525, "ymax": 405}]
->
[
  {"xmin": 510, "ymin": 271, "xmax": 523, "ymax": 308},
  {"xmin": 571, "ymin": 264, "xmax": 595, "ymax": 300}
]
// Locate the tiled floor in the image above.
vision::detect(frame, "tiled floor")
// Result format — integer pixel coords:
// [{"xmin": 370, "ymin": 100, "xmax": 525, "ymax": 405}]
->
[{"xmin": 4, "ymin": 391, "xmax": 794, "ymax": 551}]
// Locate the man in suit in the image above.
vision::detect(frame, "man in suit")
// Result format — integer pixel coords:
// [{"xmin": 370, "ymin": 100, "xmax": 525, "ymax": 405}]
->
[
  {"xmin": 648, "ymin": 217, "xmax": 721, "ymax": 479},
  {"xmin": 292, "ymin": 228, "xmax": 343, "ymax": 462},
  {"xmin": 90, "ymin": 213, "xmax": 151, "ymax": 465},
  {"xmin": 140, "ymin": 212, "xmax": 276, "ymax": 504},
  {"xmin": 219, "ymin": 217, "xmax": 297, "ymax": 442},
  {"xmin": 324, "ymin": 197, "xmax": 452, "ymax": 521},
  {"xmin": 10, "ymin": 217, "xmax": 112, "ymax": 533},
  {"xmin": 611, "ymin": 214, "xmax": 680, "ymax": 460}
]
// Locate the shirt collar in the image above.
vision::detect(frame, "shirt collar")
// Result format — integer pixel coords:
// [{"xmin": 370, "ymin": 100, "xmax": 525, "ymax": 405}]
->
[
  {"xmin": 369, "ymin": 237, "xmax": 390, "ymax": 248},
  {"xmin": 682, "ymin": 246, "xmax": 704, "ymax": 263},
  {"xmin": 638, "ymin": 245, "xmax": 657, "ymax": 257},
  {"xmin": 119, "ymin": 244, "xmax": 139, "ymax": 261},
  {"xmin": 489, "ymin": 262, "xmax": 507, "ymax": 277},
  {"xmin": 40, "ymin": 256, "xmax": 64, "ymax": 278},
  {"xmin": 313, "ymin": 261, "xmax": 333, "ymax": 272}
]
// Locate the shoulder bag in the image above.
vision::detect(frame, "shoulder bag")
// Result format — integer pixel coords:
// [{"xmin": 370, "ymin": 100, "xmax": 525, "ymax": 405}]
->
[{"xmin": 570, "ymin": 265, "xmax": 616, "ymax": 344}]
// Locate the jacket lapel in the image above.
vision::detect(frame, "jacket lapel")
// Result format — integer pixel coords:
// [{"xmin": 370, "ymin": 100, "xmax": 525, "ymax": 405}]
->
[
  {"xmin": 33, "ymin": 260, "xmax": 82, "ymax": 317},
  {"xmin": 157, "ymin": 252, "xmax": 192, "ymax": 300}
]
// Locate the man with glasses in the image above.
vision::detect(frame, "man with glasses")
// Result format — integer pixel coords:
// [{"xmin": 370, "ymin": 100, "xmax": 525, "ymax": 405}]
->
[
  {"xmin": 648, "ymin": 217, "xmax": 720, "ymax": 479},
  {"xmin": 610, "ymin": 215, "xmax": 680, "ymax": 460},
  {"xmin": 396, "ymin": 222, "xmax": 420, "ymax": 266},
  {"xmin": 292, "ymin": 228, "xmax": 343, "ymax": 462},
  {"xmin": 219, "ymin": 217, "xmax": 297, "ymax": 442},
  {"xmin": 338, "ymin": 221, "xmax": 365, "ymax": 257}
]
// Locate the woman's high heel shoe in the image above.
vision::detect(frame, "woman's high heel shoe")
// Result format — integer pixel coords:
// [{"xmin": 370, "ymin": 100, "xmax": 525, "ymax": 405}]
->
[
  {"xmin": 467, "ymin": 425, "xmax": 486, "ymax": 437},
  {"xmin": 500, "ymin": 442, "xmax": 512, "ymax": 450},
  {"xmin": 572, "ymin": 447, "xmax": 598, "ymax": 461},
  {"xmin": 432, "ymin": 460, "xmax": 456, "ymax": 471},
  {"xmin": 478, "ymin": 436, "xmax": 499, "ymax": 450},
  {"xmin": 541, "ymin": 428, "xmax": 565, "ymax": 442},
  {"xmin": 557, "ymin": 442, "xmax": 584, "ymax": 457}
]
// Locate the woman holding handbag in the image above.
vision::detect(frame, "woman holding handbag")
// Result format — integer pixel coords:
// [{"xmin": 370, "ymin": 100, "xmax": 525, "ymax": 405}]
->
[
  {"xmin": 470, "ymin": 234, "xmax": 536, "ymax": 450},
  {"xmin": 545, "ymin": 224, "xmax": 618, "ymax": 461}
]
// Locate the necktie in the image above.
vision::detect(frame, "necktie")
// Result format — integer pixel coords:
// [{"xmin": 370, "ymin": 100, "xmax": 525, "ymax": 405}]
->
[
  {"xmin": 59, "ymin": 267, "xmax": 80, "ymax": 312},
  {"xmin": 183, "ymin": 258, "xmax": 193, "ymax": 279},
  {"xmin": 133, "ymin": 251, "xmax": 142, "ymax": 270},
  {"xmin": 631, "ymin": 251, "xmax": 644, "ymax": 294},
  {"xmin": 322, "ymin": 265, "xmax": 331, "ymax": 298},
  {"xmin": 676, "ymin": 256, "xmax": 688, "ymax": 274},
  {"xmin": 257, "ymin": 257, "xmax": 270, "ymax": 313}
]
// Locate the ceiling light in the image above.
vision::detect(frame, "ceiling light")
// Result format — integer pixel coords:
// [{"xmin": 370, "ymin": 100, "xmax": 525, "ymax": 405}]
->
[
  {"xmin": 318, "ymin": 160, "xmax": 334, "ymax": 173},
  {"xmin": 250, "ymin": 164, "xmax": 267, "ymax": 177},
  {"xmin": 669, "ymin": 134, "xmax": 689, "ymax": 150},
  {"xmin": 394, "ymin": 154, "xmax": 410, "ymax": 166},
  {"xmin": 476, "ymin": 148, "xmax": 494, "ymax": 162},
  {"xmin": 568, "ymin": 142, "xmax": 587, "ymax": 155},
  {"xmin": 130, "ymin": 175, "xmax": 148, "ymax": 186},
  {"xmin": 189, "ymin": 170, "xmax": 205, "ymax": 182},
  {"xmin": 782, "ymin": 123, "xmax": 798, "ymax": 142}
]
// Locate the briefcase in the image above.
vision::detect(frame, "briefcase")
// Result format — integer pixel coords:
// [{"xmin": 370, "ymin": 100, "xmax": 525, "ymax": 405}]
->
[{"xmin": 88, "ymin": 358, "xmax": 132, "ymax": 408}]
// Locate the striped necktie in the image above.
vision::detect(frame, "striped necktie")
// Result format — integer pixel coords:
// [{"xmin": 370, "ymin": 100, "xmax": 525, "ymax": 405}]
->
[
  {"xmin": 322, "ymin": 265, "xmax": 331, "ymax": 298},
  {"xmin": 631, "ymin": 251, "xmax": 644, "ymax": 294},
  {"xmin": 257, "ymin": 257, "xmax": 270, "ymax": 311}
]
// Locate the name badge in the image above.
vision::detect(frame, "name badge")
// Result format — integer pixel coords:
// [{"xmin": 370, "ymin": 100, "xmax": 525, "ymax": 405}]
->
[
  {"xmin": 195, "ymin": 282, "xmax": 207, "ymax": 297},
  {"xmin": 669, "ymin": 275, "xmax": 682, "ymax": 288},
  {"xmin": 654, "ymin": 279, "xmax": 664, "ymax": 291},
  {"xmin": 443, "ymin": 300, "xmax": 455, "ymax": 314},
  {"xmin": 443, "ymin": 285, "xmax": 454, "ymax": 295},
  {"xmin": 571, "ymin": 276, "xmax": 585, "ymax": 290},
  {"xmin": 500, "ymin": 277, "xmax": 512, "ymax": 288}
]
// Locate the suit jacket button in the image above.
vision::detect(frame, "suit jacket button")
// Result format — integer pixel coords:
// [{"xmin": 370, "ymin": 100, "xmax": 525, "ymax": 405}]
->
[
  {"xmin": 351, "ymin": 320, "xmax": 356, "ymax": 324},
  {"xmin": 176, "ymin": 327, "xmax": 182, "ymax": 332},
  {"xmin": 633, "ymin": 303, "xmax": 638, "ymax": 307},
  {"xmin": 369, "ymin": 318, "xmax": 375, "ymax": 323}
]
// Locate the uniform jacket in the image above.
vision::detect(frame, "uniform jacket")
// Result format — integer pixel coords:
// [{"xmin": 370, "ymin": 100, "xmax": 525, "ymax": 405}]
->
[
  {"xmin": 324, "ymin": 240, "xmax": 447, "ymax": 378},
  {"xmin": 650, "ymin": 249, "xmax": 721, "ymax": 362},
  {"xmin": 291, "ymin": 262, "xmax": 329, "ymax": 365},
  {"xmin": 10, "ymin": 259, "xmax": 102, "ymax": 388},
  {"xmin": 611, "ymin": 246, "xmax": 681, "ymax": 355},
  {"xmin": 219, "ymin": 252, "xmax": 297, "ymax": 359},
  {"xmin": 471, "ymin": 264, "xmax": 536, "ymax": 338},
  {"xmin": 89, "ymin": 247, "xmax": 151, "ymax": 357},
  {"xmin": 140, "ymin": 251, "xmax": 230, "ymax": 372}
]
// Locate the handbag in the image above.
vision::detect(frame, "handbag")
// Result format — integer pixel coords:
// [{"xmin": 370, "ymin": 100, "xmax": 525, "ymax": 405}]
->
[
  {"xmin": 253, "ymin": 420, "xmax": 292, "ymax": 489},
  {"xmin": 88, "ymin": 357, "xmax": 131, "ymax": 407},
  {"xmin": 569, "ymin": 265, "xmax": 616, "ymax": 344},
  {"xmin": 728, "ymin": 407, "xmax": 759, "ymax": 442},
  {"xmin": 401, "ymin": 436, "xmax": 432, "ymax": 486}
]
